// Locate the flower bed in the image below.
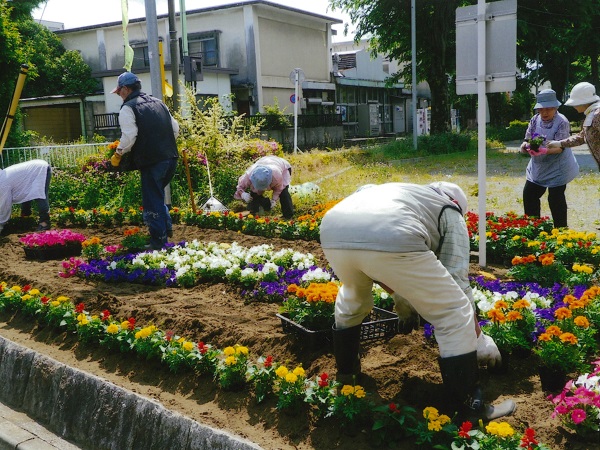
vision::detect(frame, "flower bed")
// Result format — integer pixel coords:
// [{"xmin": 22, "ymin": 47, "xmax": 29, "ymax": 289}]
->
[{"xmin": 19, "ymin": 229, "xmax": 86, "ymax": 261}]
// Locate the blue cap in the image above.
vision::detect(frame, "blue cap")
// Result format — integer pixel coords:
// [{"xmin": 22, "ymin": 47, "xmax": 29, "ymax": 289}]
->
[
  {"xmin": 111, "ymin": 72, "xmax": 140, "ymax": 93},
  {"xmin": 250, "ymin": 166, "xmax": 272, "ymax": 191}
]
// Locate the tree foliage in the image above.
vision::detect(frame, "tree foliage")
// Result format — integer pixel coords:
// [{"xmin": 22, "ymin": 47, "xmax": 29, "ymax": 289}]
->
[{"xmin": 0, "ymin": 0, "xmax": 97, "ymax": 147}]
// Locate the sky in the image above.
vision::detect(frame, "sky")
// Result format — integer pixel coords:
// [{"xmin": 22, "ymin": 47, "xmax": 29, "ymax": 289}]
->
[{"xmin": 32, "ymin": 0, "xmax": 355, "ymax": 40}]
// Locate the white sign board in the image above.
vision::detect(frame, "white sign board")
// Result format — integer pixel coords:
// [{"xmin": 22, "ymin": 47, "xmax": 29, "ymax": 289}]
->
[{"xmin": 456, "ymin": 0, "xmax": 517, "ymax": 95}]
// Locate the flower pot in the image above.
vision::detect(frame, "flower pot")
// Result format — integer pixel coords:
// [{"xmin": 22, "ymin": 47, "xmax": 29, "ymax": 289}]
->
[
  {"xmin": 23, "ymin": 242, "xmax": 82, "ymax": 261},
  {"xmin": 537, "ymin": 365, "xmax": 568, "ymax": 392}
]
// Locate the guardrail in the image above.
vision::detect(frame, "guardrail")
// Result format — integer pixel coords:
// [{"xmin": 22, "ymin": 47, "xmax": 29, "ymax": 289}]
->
[{"xmin": 1, "ymin": 143, "xmax": 108, "ymax": 169}]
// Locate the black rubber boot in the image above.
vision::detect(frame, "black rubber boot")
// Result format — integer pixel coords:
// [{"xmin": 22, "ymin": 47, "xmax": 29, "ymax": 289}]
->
[
  {"xmin": 438, "ymin": 351, "xmax": 516, "ymax": 421},
  {"xmin": 333, "ymin": 324, "xmax": 362, "ymax": 385}
]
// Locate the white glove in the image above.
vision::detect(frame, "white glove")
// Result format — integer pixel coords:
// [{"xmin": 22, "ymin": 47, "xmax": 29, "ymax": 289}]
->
[
  {"xmin": 241, "ymin": 192, "xmax": 251, "ymax": 203},
  {"xmin": 477, "ymin": 333, "xmax": 502, "ymax": 368},
  {"xmin": 270, "ymin": 199, "xmax": 277, "ymax": 209},
  {"xmin": 392, "ymin": 293, "xmax": 418, "ymax": 322},
  {"xmin": 547, "ymin": 140, "xmax": 562, "ymax": 149},
  {"xmin": 519, "ymin": 141, "xmax": 529, "ymax": 153}
]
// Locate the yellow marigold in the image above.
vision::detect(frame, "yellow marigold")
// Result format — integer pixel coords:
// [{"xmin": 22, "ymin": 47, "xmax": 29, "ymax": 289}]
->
[
  {"xmin": 354, "ymin": 386, "xmax": 366, "ymax": 398},
  {"xmin": 135, "ymin": 327, "xmax": 152, "ymax": 339},
  {"xmin": 78, "ymin": 317, "xmax": 89, "ymax": 326},
  {"xmin": 513, "ymin": 299, "xmax": 530, "ymax": 309},
  {"xmin": 275, "ymin": 366, "xmax": 289, "ymax": 378},
  {"xmin": 559, "ymin": 332, "xmax": 578, "ymax": 345},
  {"xmin": 423, "ymin": 406, "xmax": 439, "ymax": 420},
  {"xmin": 50, "ymin": 300, "xmax": 60, "ymax": 307},
  {"xmin": 77, "ymin": 313, "xmax": 86, "ymax": 322},
  {"xmin": 341, "ymin": 385, "xmax": 355, "ymax": 396},
  {"xmin": 574, "ymin": 316, "xmax": 590, "ymax": 328},
  {"xmin": 486, "ymin": 421, "xmax": 515, "ymax": 437},
  {"xmin": 506, "ymin": 311, "xmax": 523, "ymax": 322},
  {"xmin": 285, "ymin": 372, "xmax": 298, "ymax": 383},
  {"xmin": 56, "ymin": 296, "xmax": 70, "ymax": 303},
  {"xmin": 225, "ymin": 355, "xmax": 237, "ymax": 366},
  {"xmin": 428, "ymin": 420, "xmax": 443, "ymax": 432},
  {"xmin": 292, "ymin": 366, "xmax": 305, "ymax": 377},
  {"xmin": 511, "ymin": 235, "xmax": 521, "ymax": 241},
  {"xmin": 554, "ymin": 307, "xmax": 572, "ymax": 320},
  {"xmin": 223, "ymin": 346, "xmax": 235, "ymax": 356},
  {"xmin": 546, "ymin": 325, "xmax": 562, "ymax": 336},
  {"xmin": 29, "ymin": 289, "xmax": 40, "ymax": 296},
  {"xmin": 21, "ymin": 294, "xmax": 31, "ymax": 301},
  {"xmin": 235, "ymin": 345, "xmax": 249, "ymax": 355},
  {"xmin": 106, "ymin": 323, "xmax": 119, "ymax": 334},
  {"xmin": 11, "ymin": 286, "xmax": 21, "ymax": 292},
  {"xmin": 120, "ymin": 321, "xmax": 131, "ymax": 330},
  {"xmin": 182, "ymin": 341, "xmax": 194, "ymax": 352},
  {"xmin": 438, "ymin": 414, "xmax": 451, "ymax": 425}
]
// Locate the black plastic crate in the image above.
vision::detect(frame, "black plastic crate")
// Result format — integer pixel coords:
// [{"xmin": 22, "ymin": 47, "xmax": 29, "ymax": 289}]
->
[{"xmin": 277, "ymin": 307, "xmax": 399, "ymax": 350}]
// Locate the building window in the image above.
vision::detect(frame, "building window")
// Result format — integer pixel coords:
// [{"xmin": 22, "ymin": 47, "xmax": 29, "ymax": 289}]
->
[
  {"xmin": 187, "ymin": 31, "xmax": 220, "ymax": 67},
  {"xmin": 131, "ymin": 42, "xmax": 149, "ymax": 69}
]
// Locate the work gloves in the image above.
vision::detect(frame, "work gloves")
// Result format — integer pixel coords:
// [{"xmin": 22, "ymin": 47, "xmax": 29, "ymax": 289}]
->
[
  {"xmin": 270, "ymin": 199, "xmax": 277, "ymax": 209},
  {"xmin": 477, "ymin": 333, "xmax": 502, "ymax": 368},
  {"xmin": 110, "ymin": 152, "xmax": 122, "ymax": 167},
  {"xmin": 519, "ymin": 141, "xmax": 529, "ymax": 154},
  {"xmin": 392, "ymin": 293, "xmax": 417, "ymax": 322},
  {"xmin": 241, "ymin": 192, "xmax": 251, "ymax": 203}
]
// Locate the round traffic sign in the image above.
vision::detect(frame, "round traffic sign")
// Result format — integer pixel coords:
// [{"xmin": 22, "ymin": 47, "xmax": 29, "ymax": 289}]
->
[{"xmin": 290, "ymin": 94, "xmax": 296, "ymax": 104}]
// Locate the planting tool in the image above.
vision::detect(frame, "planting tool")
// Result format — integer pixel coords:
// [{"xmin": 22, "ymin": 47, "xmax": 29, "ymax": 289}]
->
[{"xmin": 182, "ymin": 149, "xmax": 197, "ymax": 214}]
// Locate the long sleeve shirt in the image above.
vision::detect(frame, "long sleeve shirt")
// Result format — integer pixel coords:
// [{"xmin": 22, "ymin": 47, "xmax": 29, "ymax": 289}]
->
[
  {"xmin": 234, "ymin": 156, "xmax": 292, "ymax": 201},
  {"xmin": 0, "ymin": 160, "xmax": 50, "ymax": 225}
]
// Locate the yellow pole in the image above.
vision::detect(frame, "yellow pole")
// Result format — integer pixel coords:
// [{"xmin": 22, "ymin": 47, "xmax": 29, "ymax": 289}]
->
[
  {"xmin": 0, "ymin": 64, "xmax": 29, "ymax": 152},
  {"xmin": 159, "ymin": 40, "xmax": 166, "ymax": 98}
]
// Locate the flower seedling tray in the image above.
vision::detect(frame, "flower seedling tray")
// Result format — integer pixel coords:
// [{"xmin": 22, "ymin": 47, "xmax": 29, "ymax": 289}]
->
[
  {"xmin": 23, "ymin": 242, "xmax": 82, "ymax": 261},
  {"xmin": 277, "ymin": 307, "xmax": 399, "ymax": 351}
]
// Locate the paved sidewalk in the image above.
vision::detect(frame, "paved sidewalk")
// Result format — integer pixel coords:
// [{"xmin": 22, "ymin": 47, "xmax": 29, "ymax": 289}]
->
[{"xmin": 0, "ymin": 401, "xmax": 81, "ymax": 450}]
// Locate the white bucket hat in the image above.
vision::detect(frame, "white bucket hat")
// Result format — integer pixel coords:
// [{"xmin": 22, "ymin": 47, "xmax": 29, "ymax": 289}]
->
[
  {"xmin": 565, "ymin": 82, "xmax": 600, "ymax": 107},
  {"xmin": 429, "ymin": 181, "xmax": 468, "ymax": 214}
]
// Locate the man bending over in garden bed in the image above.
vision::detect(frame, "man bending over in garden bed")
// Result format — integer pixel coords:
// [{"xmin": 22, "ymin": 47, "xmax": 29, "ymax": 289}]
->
[
  {"xmin": 319, "ymin": 181, "xmax": 516, "ymax": 422},
  {"xmin": 0, "ymin": 159, "xmax": 52, "ymax": 234}
]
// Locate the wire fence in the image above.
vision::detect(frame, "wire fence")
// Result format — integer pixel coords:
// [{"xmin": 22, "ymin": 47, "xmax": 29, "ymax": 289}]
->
[{"xmin": 0, "ymin": 143, "xmax": 108, "ymax": 170}]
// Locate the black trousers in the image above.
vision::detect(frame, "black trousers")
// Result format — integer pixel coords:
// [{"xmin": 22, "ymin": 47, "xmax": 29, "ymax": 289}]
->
[
  {"xmin": 523, "ymin": 180, "xmax": 567, "ymax": 227},
  {"xmin": 248, "ymin": 186, "xmax": 294, "ymax": 219}
]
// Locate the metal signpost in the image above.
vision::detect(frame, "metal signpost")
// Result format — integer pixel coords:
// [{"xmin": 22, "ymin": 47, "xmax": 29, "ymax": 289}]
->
[
  {"xmin": 455, "ymin": 0, "xmax": 517, "ymax": 266},
  {"xmin": 289, "ymin": 68, "xmax": 305, "ymax": 154}
]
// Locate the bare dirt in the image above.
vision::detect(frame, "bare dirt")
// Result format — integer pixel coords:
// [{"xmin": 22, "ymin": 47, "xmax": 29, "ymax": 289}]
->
[{"xmin": 0, "ymin": 224, "xmax": 592, "ymax": 449}]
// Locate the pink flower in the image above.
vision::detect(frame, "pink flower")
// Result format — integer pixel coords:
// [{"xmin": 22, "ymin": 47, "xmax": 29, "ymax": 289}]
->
[{"xmin": 571, "ymin": 409, "xmax": 587, "ymax": 424}]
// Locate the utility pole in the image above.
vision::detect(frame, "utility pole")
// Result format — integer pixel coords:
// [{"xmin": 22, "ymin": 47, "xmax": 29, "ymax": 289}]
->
[
  {"xmin": 144, "ymin": 0, "xmax": 162, "ymax": 100},
  {"xmin": 168, "ymin": 0, "xmax": 179, "ymax": 110}
]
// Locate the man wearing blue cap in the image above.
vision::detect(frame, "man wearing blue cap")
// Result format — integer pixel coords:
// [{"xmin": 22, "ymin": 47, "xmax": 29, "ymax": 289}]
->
[
  {"xmin": 234, "ymin": 155, "xmax": 294, "ymax": 218},
  {"xmin": 110, "ymin": 72, "xmax": 179, "ymax": 250}
]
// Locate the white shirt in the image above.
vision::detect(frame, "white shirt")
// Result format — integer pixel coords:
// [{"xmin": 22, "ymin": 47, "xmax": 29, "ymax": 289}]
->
[{"xmin": 0, "ymin": 159, "xmax": 50, "ymax": 225}]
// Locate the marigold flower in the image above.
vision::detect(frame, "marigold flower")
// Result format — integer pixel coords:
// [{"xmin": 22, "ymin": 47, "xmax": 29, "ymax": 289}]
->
[
  {"xmin": 182, "ymin": 341, "xmax": 194, "ymax": 352},
  {"xmin": 225, "ymin": 355, "xmax": 237, "ymax": 366},
  {"xmin": 223, "ymin": 346, "xmax": 235, "ymax": 356},
  {"xmin": 275, "ymin": 366, "xmax": 289, "ymax": 378},
  {"xmin": 285, "ymin": 372, "xmax": 298, "ymax": 383},
  {"xmin": 106, "ymin": 323, "xmax": 119, "ymax": 334},
  {"xmin": 573, "ymin": 316, "xmax": 590, "ymax": 328},
  {"xmin": 513, "ymin": 299, "xmax": 530, "ymax": 309},
  {"xmin": 554, "ymin": 307, "xmax": 572, "ymax": 320},
  {"xmin": 546, "ymin": 325, "xmax": 562, "ymax": 336},
  {"xmin": 506, "ymin": 310, "xmax": 523, "ymax": 321},
  {"xmin": 485, "ymin": 421, "xmax": 514, "ymax": 437},
  {"xmin": 559, "ymin": 332, "xmax": 578, "ymax": 345},
  {"xmin": 423, "ymin": 406, "xmax": 439, "ymax": 419}
]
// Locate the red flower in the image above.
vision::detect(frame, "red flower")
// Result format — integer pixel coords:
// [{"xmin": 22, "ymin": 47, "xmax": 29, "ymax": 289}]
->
[
  {"xmin": 388, "ymin": 402, "xmax": 397, "ymax": 412},
  {"xmin": 22, "ymin": 284, "xmax": 31, "ymax": 292},
  {"xmin": 318, "ymin": 373, "xmax": 329, "ymax": 387},
  {"xmin": 41, "ymin": 296, "xmax": 49, "ymax": 305},
  {"xmin": 75, "ymin": 302, "xmax": 85, "ymax": 313},
  {"xmin": 520, "ymin": 428, "xmax": 538, "ymax": 447},
  {"xmin": 100, "ymin": 310, "xmax": 111, "ymax": 321},
  {"xmin": 458, "ymin": 421, "xmax": 473, "ymax": 438},
  {"xmin": 264, "ymin": 355, "xmax": 273, "ymax": 368},
  {"xmin": 127, "ymin": 317, "xmax": 136, "ymax": 330},
  {"xmin": 165, "ymin": 330, "xmax": 174, "ymax": 342}
]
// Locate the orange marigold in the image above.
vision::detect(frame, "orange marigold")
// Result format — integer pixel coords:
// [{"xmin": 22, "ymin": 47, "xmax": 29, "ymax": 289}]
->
[
  {"xmin": 513, "ymin": 299, "xmax": 530, "ymax": 309},
  {"xmin": 574, "ymin": 316, "xmax": 590, "ymax": 328},
  {"xmin": 559, "ymin": 332, "xmax": 578, "ymax": 345},
  {"xmin": 545, "ymin": 325, "xmax": 562, "ymax": 336},
  {"xmin": 554, "ymin": 307, "xmax": 572, "ymax": 320},
  {"xmin": 506, "ymin": 311, "xmax": 523, "ymax": 321}
]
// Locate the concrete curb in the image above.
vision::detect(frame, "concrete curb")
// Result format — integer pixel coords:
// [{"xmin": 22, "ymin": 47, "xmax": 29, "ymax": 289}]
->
[{"xmin": 0, "ymin": 335, "xmax": 263, "ymax": 450}]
